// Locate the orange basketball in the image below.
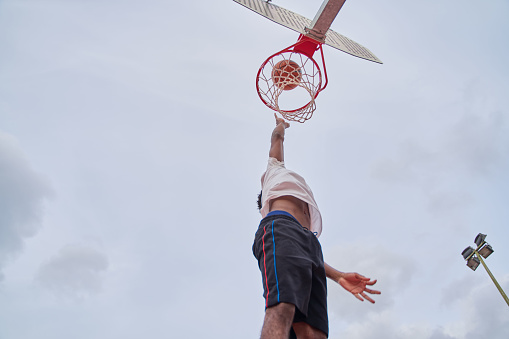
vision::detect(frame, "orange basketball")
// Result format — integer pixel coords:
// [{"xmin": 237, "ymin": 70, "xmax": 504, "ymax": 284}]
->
[{"xmin": 271, "ymin": 60, "xmax": 302, "ymax": 91}]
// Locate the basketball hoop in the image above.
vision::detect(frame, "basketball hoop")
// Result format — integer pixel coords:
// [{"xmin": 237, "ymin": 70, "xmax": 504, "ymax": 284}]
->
[
  {"xmin": 256, "ymin": 36, "xmax": 328, "ymax": 123},
  {"xmin": 237, "ymin": 0, "xmax": 382, "ymax": 122}
]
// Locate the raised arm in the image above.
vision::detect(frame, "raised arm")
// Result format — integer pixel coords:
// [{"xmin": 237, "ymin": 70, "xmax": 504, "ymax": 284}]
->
[
  {"xmin": 269, "ymin": 113, "xmax": 290, "ymax": 162},
  {"xmin": 324, "ymin": 262, "xmax": 381, "ymax": 303}
]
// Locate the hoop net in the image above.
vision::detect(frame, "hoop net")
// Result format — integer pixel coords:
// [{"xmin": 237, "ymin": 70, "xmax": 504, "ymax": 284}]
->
[{"xmin": 256, "ymin": 46, "xmax": 326, "ymax": 123}]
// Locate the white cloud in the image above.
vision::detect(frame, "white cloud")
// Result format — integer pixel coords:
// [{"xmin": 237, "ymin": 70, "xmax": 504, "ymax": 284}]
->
[
  {"xmin": 444, "ymin": 109, "xmax": 508, "ymax": 177},
  {"xmin": 0, "ymin": 132, "xmax": 51, "ymax": 280},
  {"xmin": 328, "ymin": 264, "xmax": 509, "ymax": 339},
  {"xmin": 371, "ymin": 108, "xmax": 509, "ymax": 187},
  {"xmin": 442, "ymin": 274, "xmax": 509, "ymax": 339},
  {"xmin": 326, "ymin": 244, "xmax": 416, "ymax": 319},
  {"xmin": 370, "ymin": 140, "xmax": 436, "ymax": 185},
  {"xmin": 36, "ymin": 241, "xmax": 109, "ymax": 298},
  {"xmin": 370, "ymin": 93, "xmax": 509, "ymax": 222},
  {"xmin": 331, "ymin": 310, "xmax": 456, "ymax": 339}
]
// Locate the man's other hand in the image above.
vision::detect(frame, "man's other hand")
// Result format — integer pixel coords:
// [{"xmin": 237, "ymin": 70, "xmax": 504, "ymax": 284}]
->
[{"xmin": 338, "ymin": 272, "xmax": 381, "ymax": 303}]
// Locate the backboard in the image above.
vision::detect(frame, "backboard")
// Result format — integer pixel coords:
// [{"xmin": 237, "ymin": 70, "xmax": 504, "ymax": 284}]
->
[{"xmin": 233, "ymin": 0, "xmax": 382, "ymax": 64}]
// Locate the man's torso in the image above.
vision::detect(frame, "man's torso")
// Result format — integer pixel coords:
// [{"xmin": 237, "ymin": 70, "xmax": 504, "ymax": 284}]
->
[
  {"xmin": 270, "ymin": 195, "xmax": 311, "ymax": 229},
  {"xmin": 260, "ymin": 157, "xmax": 322, "ymax": 236}
]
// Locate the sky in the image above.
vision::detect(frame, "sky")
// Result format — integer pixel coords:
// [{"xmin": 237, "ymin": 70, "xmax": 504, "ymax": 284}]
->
[{"xmin": 1, "ymin": 0, "xmax": 508, "ymax": 338}]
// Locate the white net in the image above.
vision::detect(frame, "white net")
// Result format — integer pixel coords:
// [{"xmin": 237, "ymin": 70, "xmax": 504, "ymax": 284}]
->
[{"xmin": 257, "ymin": 51, "xmax": 323, "ymax": 123}]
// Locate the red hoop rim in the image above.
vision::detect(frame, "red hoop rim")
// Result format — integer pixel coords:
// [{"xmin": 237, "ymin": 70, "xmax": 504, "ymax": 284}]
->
[{"xmin": 256, "ymin": 39, "xmax": 328, "ymax": 114}]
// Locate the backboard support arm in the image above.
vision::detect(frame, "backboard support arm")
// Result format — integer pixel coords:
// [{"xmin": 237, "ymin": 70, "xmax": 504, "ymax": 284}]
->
[{"xmin": 305, "ymin": 0, "xmax": 346, "ymax": 42}]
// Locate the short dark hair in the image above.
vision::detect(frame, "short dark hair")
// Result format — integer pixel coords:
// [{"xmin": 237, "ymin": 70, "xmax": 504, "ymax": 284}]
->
[{"xmin": 257, "ymin": 191, "xmax": 262, "ymax": 210}]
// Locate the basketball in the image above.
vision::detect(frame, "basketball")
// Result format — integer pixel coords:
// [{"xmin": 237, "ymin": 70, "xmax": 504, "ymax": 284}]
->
[{"xmin": 271, "ymin": 60, "xmax": 302, "ymax": 91}]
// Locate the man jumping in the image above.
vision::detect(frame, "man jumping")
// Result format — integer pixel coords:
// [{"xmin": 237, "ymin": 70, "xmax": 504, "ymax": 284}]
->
[{"xmin": 253, "ymin": 114, "xmax": 381, "ymax": 339}]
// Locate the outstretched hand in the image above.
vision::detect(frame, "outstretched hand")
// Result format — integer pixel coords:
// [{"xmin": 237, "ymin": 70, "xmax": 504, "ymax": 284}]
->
[
  {"xmin": 338, "ymin": 273, "xmax": 381, "ymax": 303},
  {"xmin": 274, "ymin": 113, "xmax": 289, "ymax": 129}
]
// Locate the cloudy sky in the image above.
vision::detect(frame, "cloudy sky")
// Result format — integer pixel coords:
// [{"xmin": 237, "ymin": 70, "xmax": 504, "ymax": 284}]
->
[{"xmin": 1, "ymin": 0, "xmax": 508, "ymax": 338}]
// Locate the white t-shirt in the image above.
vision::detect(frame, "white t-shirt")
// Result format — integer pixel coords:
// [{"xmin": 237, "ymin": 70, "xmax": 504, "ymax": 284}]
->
[{"xmin": 260, "ymin": 157, "xmax": 323, "ymax": 237}]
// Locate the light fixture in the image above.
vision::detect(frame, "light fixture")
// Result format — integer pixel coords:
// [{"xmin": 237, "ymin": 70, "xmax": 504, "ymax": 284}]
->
[
  {"xmin": 474, "ymin": 233, "xmax": 487, "ymax": 247},
  {"xmin": 466, "ymin": 256, "xmax": 480, "ymax": 271},
  {"xmin": 462, "ymin": 246, "xmax": 474, "ymax": 260},
  {"xmin": 461, "ymin": 233, "xmax": 509, "ymax": 307},
  {"xmin": 478, "ymin": 244, "xmax": 494, "ymax": 259}
]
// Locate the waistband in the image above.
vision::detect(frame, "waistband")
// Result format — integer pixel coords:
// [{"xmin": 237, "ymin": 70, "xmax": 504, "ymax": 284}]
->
[
  {"xmin": 261, "ymin": 211, "xmax": 318, "ymax": 237},
  {"xmin": 266, "ymin": 210, "xmax": 298, "ymax": 222}
]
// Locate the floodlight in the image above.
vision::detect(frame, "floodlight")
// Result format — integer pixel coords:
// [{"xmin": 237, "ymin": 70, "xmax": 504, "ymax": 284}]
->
[
  {"xmin": 466, "ymin": 256, "xmax": 480, "ymax": 271},
  {"xmin": 475, "ymin": 233, "xmax": 487, "ymax": 247},
  {"xmin": 460, "ymin": 232, "xmax": 509, "ymax": 306},
  {"xmin": 478, "ymin": 244, "xmax": 494, "ymax": 259},
  {"xmin": 462, "ymin": 246, "xmax": 474, "ymax": 260}
]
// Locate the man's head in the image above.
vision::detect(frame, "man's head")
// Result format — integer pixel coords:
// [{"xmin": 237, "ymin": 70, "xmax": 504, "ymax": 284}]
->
[{"xmin": 257, "ymin": 191, "xmax": 262, "ymax": 210}]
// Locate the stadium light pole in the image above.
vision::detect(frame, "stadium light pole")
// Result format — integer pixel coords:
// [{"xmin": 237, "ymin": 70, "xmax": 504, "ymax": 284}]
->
[{"xmin": 461, "ymin": 233, "xmax": 509, "ymax": 307}]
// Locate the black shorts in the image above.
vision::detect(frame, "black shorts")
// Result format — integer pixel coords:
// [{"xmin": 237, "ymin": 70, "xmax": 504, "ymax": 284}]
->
[{"xmin": 252, "ymin": 212, "xmax": 328, "ymax": 337}]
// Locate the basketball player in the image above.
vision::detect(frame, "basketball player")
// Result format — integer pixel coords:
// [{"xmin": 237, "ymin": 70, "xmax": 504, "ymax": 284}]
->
[{"xmin": 253, "ymin": 114, "xmax": 380, "ymax": 339}]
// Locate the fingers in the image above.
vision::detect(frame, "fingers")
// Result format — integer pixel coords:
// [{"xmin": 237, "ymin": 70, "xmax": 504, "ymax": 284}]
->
[
  {"xmin": 274, "ymin": 113, "xmax": 290, "ymax": 128},
  {"xmin": 353, "ymin": 292, "xmax": 375, "ymax": 303},
  {"xmin": 361, "ymin": 292, "xmax": 376, "ymax": 304},
  {"xmin": 353, "ymin": 293, "xmax": 364, "ymax": 302},
  {"xmin": 274, "ymin": 113, "xmax": 283, "ymax": 125},
  {"xmin": 354, "ymin": 273, "xmax": 370, "ymax": 281},
  {"xmin": 363, "ymin": 279, "xmax": 381, "ymax": 295},
  {"xmin": 349, "ymin": 274, "xmax": 380, "ymax": 303}
]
